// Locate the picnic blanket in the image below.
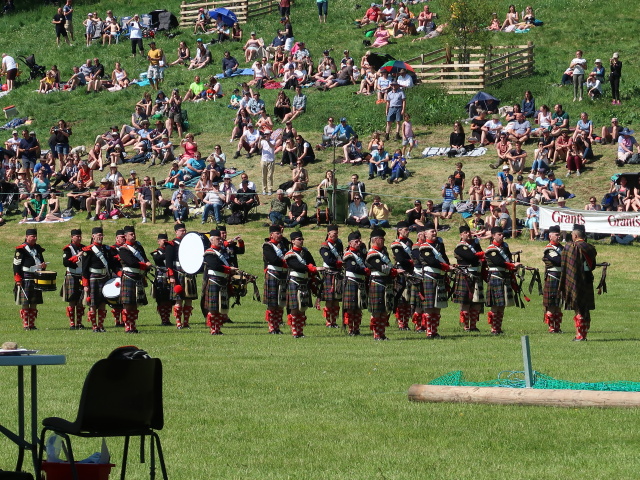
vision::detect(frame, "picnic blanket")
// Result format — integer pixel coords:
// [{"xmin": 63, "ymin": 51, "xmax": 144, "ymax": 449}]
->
[
  {"xmin": 421, "ymin": 147, "xmax": 487, "ymax": 158},
  {"xmin": 179, "ymin": 169, "xmax": 245, "ymax": 188},
  {"xmin": 214, "ymin": 68, "xmax": 254, "ymax": 79},
  {"xmin": 21, "ymin": 217, "xmax": 72, "ymax": 224}
]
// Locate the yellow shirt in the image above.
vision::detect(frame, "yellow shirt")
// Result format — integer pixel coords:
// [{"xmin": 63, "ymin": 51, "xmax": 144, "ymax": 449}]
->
[
  {"xmin": 369, "ymin": 203, "xmax": 390, "ymax": 220},
  {"xmin": 148, "ymin": 48, "xmax": 163, "ymax": 66}
]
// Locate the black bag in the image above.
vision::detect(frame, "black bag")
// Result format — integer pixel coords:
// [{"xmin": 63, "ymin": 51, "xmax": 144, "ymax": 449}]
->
[
  {"xmin": 127, "ymin": 152, "xmax": 149, "ymax": 164},
  {"xmin": 0, "ymin": 471, "xmax": 34, "ymax": 479},
  {"xmin": 107, "ymin": 345, "xmax": 150, "ymax": 360},
  {"xmin": 628, "ymin": 153, "xmax": 640, "ymax": 164},
  {"xmin": 226, "ymin": 211, "xmax": 244, "ymax": 225},
  {"xmin": 278, "ymin": 180, "xmax": 294, "ymax": 190}
]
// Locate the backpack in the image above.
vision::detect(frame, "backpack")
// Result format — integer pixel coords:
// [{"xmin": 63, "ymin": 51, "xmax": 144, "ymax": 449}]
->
[
  {"xmin": 226, "ymin": 211, "xmax": 244, "ymax": 225},
  {"xmin": 628, "ymin": 153, "xmax": 640, "ymax": 164}
]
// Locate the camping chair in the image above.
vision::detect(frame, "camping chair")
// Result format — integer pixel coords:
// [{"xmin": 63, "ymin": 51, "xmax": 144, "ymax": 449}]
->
[
  {"xmin": 117, "ymin": 185, "xmax": 137, "ymax": 218},
  {"xmin": 37, "ymin": 354, "xmax": 167, "ymax": 480}
]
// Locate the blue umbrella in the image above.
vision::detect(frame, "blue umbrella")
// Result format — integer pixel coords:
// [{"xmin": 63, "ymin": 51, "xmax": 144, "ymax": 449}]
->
[
  {"xmin": 466, "ymin": 91, "xmax": 500, "ymax": 111},
  {"xmin": 209, "ymin": 7, "xmax": 238, "ymax": 27}
]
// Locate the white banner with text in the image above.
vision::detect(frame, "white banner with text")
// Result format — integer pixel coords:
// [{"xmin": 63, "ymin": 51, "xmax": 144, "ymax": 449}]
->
[{"xmin": 540, "ymin": 207, "xmax": 640, "ymax": 235}]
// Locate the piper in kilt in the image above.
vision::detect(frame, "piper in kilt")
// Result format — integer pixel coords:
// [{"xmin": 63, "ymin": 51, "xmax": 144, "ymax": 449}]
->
[
  {"xmin": 366, "ymin": 228, "xmax": 403, "ymax": 340},
  {"xmin": 452, "ymin": 225, "xmax": 485, "ymax": 332},
  {"xmin": 150, "ymin": 233, "xmax": 173, "ymax": 326},
  {"xmin": 284, "ymin": 231, "xmax": 318, "ymax": 338},
  {"xmin": 391, "ymin": 221, "xmax": 414, "ymax": 330},
  {"xmin": 203, "ymin": 229, "xmax": 237, "ymax": 335},
  {"xmin": 319, "ymin": 225, "xmax": 344, "ymax": 328},
  {"xmin": 220, "ymin": 225, "xmax": 245, "ymax": 324},
  {"xmin": 110, "ymin": 229, "xmax": 126, "ymax": 327},
  {"xmin": 62, "ymin": 228, "xmax": 86, "ymax": 329},
  {"xmin": 81, "ymin": 227, "xmax": 120, "ymax": 332},
  {"xmin": 418, "ymin": 223, "xmax": 452, "ymax": 339},
  {"xmin": 165, "ymin": 223, "xmax": 197, "ymax": 329},
  {"xmin": 542, "ymin": 225, "xmax": 564, "ymax": 333},
  {"xmin": 13, "ymin": 228, "xmax": 46, "ymax": 330},
  {"xmin": 559, "ymin": 225, "xmax": 598, "ymax": 341},
  {"xmin": 484, "ymin": 226, "xmax": 521, "ymax": 335},
  {"xmin": 118, "ymin": 225, "xmax": 152, "ymax": 333},
  {"xmin": 410, "ymin": 226, "xmax": 426, "ymax": 332},
  {"xmin": 262, "ymin": 225, "xmax": 289, "ymax": 334},
  {"xmin": 342, "ymin": 231, "xmax": 368, "ymax": 336}
]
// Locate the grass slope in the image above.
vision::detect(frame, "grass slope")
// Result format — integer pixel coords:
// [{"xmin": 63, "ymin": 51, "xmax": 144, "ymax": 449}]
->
[{"xmin": 0, "ymin": 1, "xmax": 640, "ymax": 479}]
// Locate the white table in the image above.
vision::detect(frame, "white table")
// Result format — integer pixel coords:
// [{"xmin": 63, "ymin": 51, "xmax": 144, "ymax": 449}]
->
[{"xmin": 0, "ymin": 354, "xmax": 66, "ymax": 474}]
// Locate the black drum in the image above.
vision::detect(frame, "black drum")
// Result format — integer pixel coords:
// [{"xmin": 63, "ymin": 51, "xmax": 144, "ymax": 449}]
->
[{"xmin": 35, "ymin": 271, "xmax": 58, "ymax": 292}]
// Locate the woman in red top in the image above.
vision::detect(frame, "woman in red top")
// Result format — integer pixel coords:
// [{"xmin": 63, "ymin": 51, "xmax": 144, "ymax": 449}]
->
[
  {"xmin": 76, "ymin": 162, "xmax": 95, "ymax": 188},
  {"xmin": 179, "ymin": 133, "xmax": 198, "ymax": 163}
]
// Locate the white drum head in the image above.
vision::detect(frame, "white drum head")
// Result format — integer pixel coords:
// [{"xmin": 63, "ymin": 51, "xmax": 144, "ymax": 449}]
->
[
  {"xmin": 102, "ymin": 277, "xmax": 121, "ymax": 299},
  {"xmin": 179, "ymin": 232, "xmax": 206, "ymax": 274}
]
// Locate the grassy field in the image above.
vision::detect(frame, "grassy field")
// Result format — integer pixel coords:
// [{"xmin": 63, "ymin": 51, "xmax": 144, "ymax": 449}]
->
[{"xmin": 1, "ymin": 0, "xmax": 640, "ymax": 479}]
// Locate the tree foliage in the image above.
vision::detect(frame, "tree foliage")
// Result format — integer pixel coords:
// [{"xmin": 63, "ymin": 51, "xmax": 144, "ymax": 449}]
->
[{"xmin": 443, "ymin": 0, "xmax": 497, "ymax": 63}]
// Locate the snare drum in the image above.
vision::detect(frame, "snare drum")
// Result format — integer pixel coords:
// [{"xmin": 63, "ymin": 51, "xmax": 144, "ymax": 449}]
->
[{"xmin": 34, "ymin": 271, "xmax": 58, "ymax": 292}]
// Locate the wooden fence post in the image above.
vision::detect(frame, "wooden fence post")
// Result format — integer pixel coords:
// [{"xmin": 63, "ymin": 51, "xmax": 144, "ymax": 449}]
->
[
  {"xmin": 479, "ymin": 58, "xmax": 485, "ymax": 90},
  {"xmin": 528, "ymin": 41, "xmax": 534, "ymax": 74}
]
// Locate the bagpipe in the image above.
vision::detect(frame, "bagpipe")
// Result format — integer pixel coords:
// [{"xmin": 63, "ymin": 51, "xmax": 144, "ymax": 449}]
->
[{"xmin": 229, "ymin": 270, "xmax": 261, "ymax": 308}]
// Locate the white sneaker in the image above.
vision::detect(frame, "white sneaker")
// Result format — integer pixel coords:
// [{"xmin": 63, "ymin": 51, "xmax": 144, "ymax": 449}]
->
[{"xmin": 142, "ymin": 217, "xmax": 147, "ymax": 223}]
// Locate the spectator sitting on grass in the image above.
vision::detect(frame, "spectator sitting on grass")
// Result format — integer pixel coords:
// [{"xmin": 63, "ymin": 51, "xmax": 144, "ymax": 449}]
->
[
  {"xmin": 184, "ymin": 75, "xmax": 206, "ymax": 102},
  {"xmin": 282, "ymin": 86, "xmax": 306, "ymax": 124},
  {"xmin": 387, "ymin": 150, "xmax": 407, "ymax": 184},
  {"xmin": 346, "ymin": 195, "xmax": 369, "ymax": 227},
  {"xmin": 441, "ymin": 175, "xmax": 459, "ymax": 220},
  {"xmin": 342, "ymin": 134, "xmax": 364, "ymax": 165},
  {"xmin": 497, "ymin": 165, "xmax": 513, "ymax": 198},
  {"xmin": 616, "ymin": 127, "xmax": 639, "ymax": 166},
  {"xmin": 506, "ymin": 141, "xmax": 527, "ymax": 175},
  {"xmin": 601, "ymin": 117, "xmax": 619, "ymax": 145},
  {"xmin": 283, "ymin": 191, "xmax": 308, "ymax": 227},
  {"xmin": 368, "ymin": 145, "xmax": 390, "ymax": 180},
  {"xmin": 525, "ymin": 198, "xmax": 540, "ymax": 240},
  {"xmin": 532, "ymin": 131, "xmax": 553, "ymax": 174},
  {"xmin": 268, "ymin": 189, "xmax": 291, "ymax": 225},
  {"xmin": 21, "ymin": 193, "xmax": 48, "ymax": 223},
  {"xmin": 171, "ymin": 190, "xmax": 190, "ymax": 223},
  {"xmin": 368, "ymin": 195, "xmax": 390, "ymax": 228},
  {"xmin": 323, "ymin": 60, "xmax": 355, "ymax": 90}
]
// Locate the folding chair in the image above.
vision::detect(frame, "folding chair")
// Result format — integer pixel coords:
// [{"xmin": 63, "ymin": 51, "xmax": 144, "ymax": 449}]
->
[
  {"xmin": 37, "ymin": 353, "xmax": 168, "ymax": 480},
  {"xmin": 117, "ymin": 185, "xmax": 137, "ymax": 218}
]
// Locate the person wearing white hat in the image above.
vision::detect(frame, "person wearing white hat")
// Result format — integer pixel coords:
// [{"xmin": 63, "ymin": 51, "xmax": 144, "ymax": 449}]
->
[
  {"xmin": 610, "ymin": 52, "xmax": 622, "ymax": 104},
  {"xmin": 592, "ymin": 59, "xmax": 605, "ymax": 82}
]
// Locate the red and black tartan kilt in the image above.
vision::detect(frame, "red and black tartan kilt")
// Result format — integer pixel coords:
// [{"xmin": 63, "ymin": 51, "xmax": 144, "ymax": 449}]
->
[
  {"xmin": 170, "ymin": 271, "xmax": 198, "ymax": 301},
  {"xmin": 203, "ymin": 276, "xmax": 230, "ymax": 313},
  {"xmin": 320, "ymin": 272, "xmax": 343, "ymax": 301},
  {"xmin": 88, "ymin": 273, "xmax": 109, "ymax": 308},
  {"xmin": 368, "ymin": 278, "xmax": 391, "ymax": 314},
  {"xmin": 543, "ymin": 273, "xmax": 561, "ymax": 308},
  {"xmin": 286, "ymin": 277, "xmax": 312, "ymax": 311},
  {"xmin": 16, "ymin": 274, "xmax": 43, "ymax": 307},
  {"xmin": 263, "ymin": 271, "xmax": 285, "ymax": 308},
  {"xmin": 342, "ymin": 277, "xmax": 364, "ymax": 311},
  {"xmin": 452, "ymin": 272, "xmax": 484, "ymax": 305},
  {"xmin": 63, "ymin": 273, "xmax": 83, "ymax": 302},
  {"xmin": 486, "ymin": 274, "xmax": 507, "ymax": 307},
  {"xmin": 120, "ymin": 273, "xmax": 148, "ymax": 306}
]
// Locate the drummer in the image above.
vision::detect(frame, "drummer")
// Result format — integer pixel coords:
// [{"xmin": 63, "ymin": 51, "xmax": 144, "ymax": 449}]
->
[
  {"xmin": 319, "ymin": 225, "xmax": 344, "ymax": 328},
  {"xmin": 219, "ymin": 225, "xmax": 245, "ymax": 324},
  {"xmin": 81, "ymin": 227, "xmax": 120, "ymax": 332},
  {"xmin": 150, "ymin": 233, "xmax": 173, "ymax": 326},
  {"xmin": 62, "ymin": 228, "xmax": 86, "ymax": 330},
  {"xmin": 203, "ymin": 229, "xmax": 238, "ymax": 335},
  {"xmin": 284, "ymin": 231, "xmax": 318, "ymax": 338},
  {"xmin": 13, "ymin": 228, "xmax": 47, "ymax": 330},
  {"xmin": 118, "ymin": 225, "xmax": 152, "ymax": 333},
  {"xmin": 262, "ymin": 225, "xmax": 289, "ymax": 334},
  {"xmin": 165, "ymin": 223, "xmax": 198, "ymax": 329},
  {"xmin": 110, "ymin": 229, "xmax": 126, "ymax": 327}
]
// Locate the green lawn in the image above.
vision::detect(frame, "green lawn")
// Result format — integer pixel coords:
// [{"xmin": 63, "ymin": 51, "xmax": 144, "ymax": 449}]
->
[{"xmin": 1, "ymin": 0, "xmax": 640, "ymax": 479}]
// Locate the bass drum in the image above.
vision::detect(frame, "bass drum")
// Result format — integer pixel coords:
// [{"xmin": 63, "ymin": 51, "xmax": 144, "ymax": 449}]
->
[
  {"xmin": 178, "ymin": 232, "xmax": 210, "ymax": 275},
  {"xmin": 102, "ymin": 277, "xmax": 121, "ymax": 306}
]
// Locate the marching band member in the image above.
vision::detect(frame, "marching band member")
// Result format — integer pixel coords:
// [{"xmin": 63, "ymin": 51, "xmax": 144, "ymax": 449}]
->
[
  {"xmin": 418, "ymin": 222, "xmax": 451, "ymax": 338},
  {"xmin": 410, "ymin": 226, "xmax": 426, "ymax": 332},
  {"xmin": 262, "ymin": 225, "xmax": 289, "ymax": 334},
  {"xmin": 390, "ymin": 221, "xmax": 413, "ymax": 330},
  {"xmin": 284, "ymin": 231, "xmax": 318, "ymax": 338},
  {"xmin": 150, "ymin": 233, "xmax": 173, "ymax": 326},
  {"xmin": 484, "ymin": 226, "xmax": 520, "ymax": 335},
  {"xmin": 81, "ymin": 227, "xmax": 120, "ymax": 332},
  {"xmin": 13, "ymin": 228, "xmax": 46, "ymax": 330},
  {"xmin": 203, "ymin": 229, "xmax": 237, "ymax": 335},
  {"xmin": 165, "ymin": 223, "xmax": 197, "ymax": 329},
  {"xmin": 366, "ymin": 228, "xmax": 402, "ymax": 340},
  {"xmin": 342, "ymin": 231, "xmax": 368, "ymax": 336},
  {"xmin": 559, "ymin": 225, "xmax": 598, "ymax": 341},
  {"xmin": 118, "ymin": 225, "xmax": 151, "ymax": 333},
  {"xmin": 319, "ymin": 224, "xmax": 344, "ymax": 328},
  {"xmin": 452, "ymin": 225, "xmax": 485, "ymax": 332},
  {"xmin": 219, "ymin": 225, "xmax": 245, "ymax": 324},
  {"xmin": 542, "ymin": 225, "xmax": 564, "ymax": 333},
  {"xmin": 110, "ymin": 229, "xmax": 126, "ymax": 327},
  {"xmin": 62, "ymin": 228, "xmax": 86, "ymax": 329}
]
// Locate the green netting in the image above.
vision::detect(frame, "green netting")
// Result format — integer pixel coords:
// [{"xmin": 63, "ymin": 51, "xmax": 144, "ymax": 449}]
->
[{"xmin": 429, "ymin": 371, "xmax": 640, "ymax": 392}]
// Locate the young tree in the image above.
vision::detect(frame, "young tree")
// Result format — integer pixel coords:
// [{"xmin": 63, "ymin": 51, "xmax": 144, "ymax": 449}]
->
[{"xmin": 444, "ymin": 0, "xmax": 497, "ymax": 64}]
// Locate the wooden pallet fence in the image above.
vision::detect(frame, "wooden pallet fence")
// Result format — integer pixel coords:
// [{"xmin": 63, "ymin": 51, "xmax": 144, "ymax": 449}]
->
[{"xmin": 408, "ymin": 42, "xmax": 534, "ymax": 94}]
